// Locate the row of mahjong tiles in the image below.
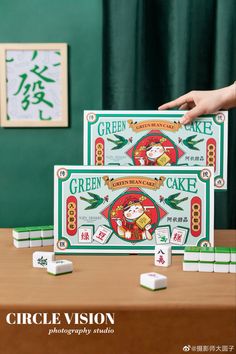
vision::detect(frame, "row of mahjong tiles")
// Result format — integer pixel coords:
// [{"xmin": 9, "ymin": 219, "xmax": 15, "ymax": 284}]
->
[
  {"xmin": 184, "ymin": 246, "xmax": 236, "ymax": 261},
  {"xmin": 183, "ymin": 246, "xmax": 236, "ymax": 273},
  {"xmin": 13, "ymin": 226, "xmax": 54, "ymax": 248},
  {"xmin": 11, "ymin": 231, "xmax": 236, "ymax": 288}
]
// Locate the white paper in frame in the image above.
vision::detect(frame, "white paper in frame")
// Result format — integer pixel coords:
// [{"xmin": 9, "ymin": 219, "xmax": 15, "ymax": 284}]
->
[{"xmin": 0, "ymin": 43, "xmax": 68, "ymax": 127}]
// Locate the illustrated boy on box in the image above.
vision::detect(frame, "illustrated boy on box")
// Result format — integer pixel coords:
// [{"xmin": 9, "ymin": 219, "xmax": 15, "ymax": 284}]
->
[
  {"xmin": 139, "ymin": 140, "xmax": 171, "ymax": 166},
  {"xmin": 115, "ymin": 196, "xmax": 153, "ymax": 240}
]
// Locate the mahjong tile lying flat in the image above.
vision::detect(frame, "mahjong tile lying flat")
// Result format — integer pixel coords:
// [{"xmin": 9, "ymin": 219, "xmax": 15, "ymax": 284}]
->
[
  {"xmin": 47, "ymin": 260, "xmax": 73, "ymax": 276},
  {"xmin": 42, "ymin": 238, "xmax": 54, "ymax": 246},
  {"xmin": 230, "ymin": 248, "xmax": 236, "ymax": 262},
  {"xmin": 54, "ymin": 165, "xmax": 214, "ymax": 255},
  {"xmin": 214, "ymin": 247, "xmax": 231, "ymax": 262},
  {"xmin": 214, "ymin": 262, "xmax": 229, "ymax": 273},
  {"xmin": 184, "ymin": 246, "xmax": 200, "ymax": 261},
  {"xmin": 30, "ymin": 240, "xmax": 42, "ymax": 247},
  {"xmin": 198, "ymin": 262, "xmax": 214, "ymax": 272},
  {"xmin": 230, "ymin": 262, "xmax": 236, "ymax": 273},
  {"xmin": 140, "ymin": 272, "xmax": 167, "ymax": 291},
  {"xmin": 13, "ymin": 239, "xmax": 30, "ymax": 248},
  {"xmin": 183, "ymin": 261, "xmax": 199, "ymax": 272},
  {"xmin": 199, "ymin": 247, "xmax": 215, "ymax": 262},
  {"xmin": 32, "ymin": 252, "xmax": 55, "ymax": 268}
]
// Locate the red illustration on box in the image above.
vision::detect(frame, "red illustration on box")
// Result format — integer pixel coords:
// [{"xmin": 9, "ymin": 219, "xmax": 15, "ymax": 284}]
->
[
  {"xmin": 126, "ymin": 131, "xmax": 185, "ymax": 166},
  {"xmin": 101, "ymin": 188, "xmax": 167, "ymax": 243}
]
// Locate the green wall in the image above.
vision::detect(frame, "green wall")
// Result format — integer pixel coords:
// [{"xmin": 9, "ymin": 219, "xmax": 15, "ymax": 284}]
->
[{"xmin": 0, "ymin": 0, "xmax": 103, "ymax": 227}]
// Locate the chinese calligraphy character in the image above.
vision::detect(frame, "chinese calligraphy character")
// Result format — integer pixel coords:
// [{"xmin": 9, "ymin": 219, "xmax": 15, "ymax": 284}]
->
[
  {"xmin": 156, "ymin": 255, "xmax": 165, "ymax": 264},
  {"xmin": 14, "ymin": 64, "xmax": 56, "ymax": 119},
  {"xmin": 81, "ymin": 231, "xmax": 90, "ymax": 241}
]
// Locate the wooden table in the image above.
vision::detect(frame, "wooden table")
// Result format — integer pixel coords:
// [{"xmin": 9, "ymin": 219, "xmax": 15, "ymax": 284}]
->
[{"xmin": 0, "ymin": 229, "xmax": 235, "ymax": 354}]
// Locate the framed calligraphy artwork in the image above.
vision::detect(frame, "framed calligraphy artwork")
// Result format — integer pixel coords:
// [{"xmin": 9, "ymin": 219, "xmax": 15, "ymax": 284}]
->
[{"xmin": 0, "ymin": 43, "xmax": 68, "ymax": 127}]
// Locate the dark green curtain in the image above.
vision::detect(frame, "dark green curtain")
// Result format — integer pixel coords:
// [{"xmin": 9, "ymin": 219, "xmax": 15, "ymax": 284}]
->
[{"xmin": 103, "ymin": 0, "xmax": 236, "ymax": 229}]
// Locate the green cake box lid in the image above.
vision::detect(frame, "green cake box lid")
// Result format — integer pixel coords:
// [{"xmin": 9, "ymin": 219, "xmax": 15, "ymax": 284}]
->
[
  {"xmin": 184, "ymin": 246, "xmax": 201, "ymax": 253},
  {"xmin": 214, "ymin": 247, "xmax": 230, "ymax": 253},
  {"xmin": 200, "ymin": 247, "xmax": 215, "ymax": 253}
]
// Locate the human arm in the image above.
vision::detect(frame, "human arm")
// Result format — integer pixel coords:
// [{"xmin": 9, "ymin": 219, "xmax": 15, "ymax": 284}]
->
[{"xmin": 158, "ymin": 83, "xmax": 236, "ymax": 124}]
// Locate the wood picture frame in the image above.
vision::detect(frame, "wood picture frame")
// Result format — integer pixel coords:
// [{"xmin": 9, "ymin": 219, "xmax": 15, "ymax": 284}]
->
[{"xmin": 0, "ymin": 43, "xmax": 68, "ymax": 127}]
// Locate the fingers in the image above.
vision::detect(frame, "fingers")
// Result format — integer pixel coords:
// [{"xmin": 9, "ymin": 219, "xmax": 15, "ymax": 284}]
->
[
  {"xmin": 180, "ymin": 105, "xmax": 205, "ymax": 124},
  {"xmin": 158, "ymin": 93, "xmax": 194, "ymax": 110},
  {"xmin": 158, "ymin": 91, "xmax": 206, "ymax": 124},
  {"xmin": 179, "ymin": 103, "xmax": 189, "ymax": 110},
  {"xmin": 179, "ymin": 101, "xmax": 196, "ymax": 110}
]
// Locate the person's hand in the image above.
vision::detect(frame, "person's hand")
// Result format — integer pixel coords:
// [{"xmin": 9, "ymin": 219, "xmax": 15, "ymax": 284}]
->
[{"xmin": 158, "ymin": 83, "xmax": 236, "ymax": 124}]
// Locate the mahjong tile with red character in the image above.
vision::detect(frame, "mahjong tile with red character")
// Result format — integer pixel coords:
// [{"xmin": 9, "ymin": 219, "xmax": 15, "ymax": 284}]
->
[
  {"xmin": 170, "ymin": 227, "xmax": 189, "ymax": 245},
  {"xmin": 154, "ymin": 245, "xmax": 172, "ymax": 267},
  {"xmin": 54, "ymin": 165, "xmax": 214, "ymax": 254},
  {"xmin": 93, "ymin": 226, "xmax": 112, "ymax": 244},
  {"xmin": 78, "ymin": 226, "xmax": 94, "ymax": 243}
]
